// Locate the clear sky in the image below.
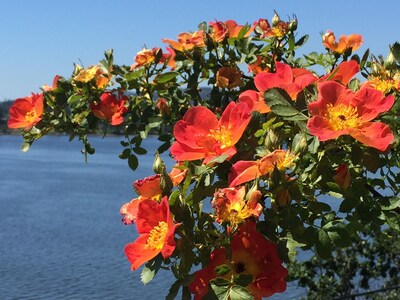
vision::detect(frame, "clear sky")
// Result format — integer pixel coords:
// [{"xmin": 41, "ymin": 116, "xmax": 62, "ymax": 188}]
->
[{"xmin": 1, "ymin": 0, "xmax": 399, "ymax": 100}]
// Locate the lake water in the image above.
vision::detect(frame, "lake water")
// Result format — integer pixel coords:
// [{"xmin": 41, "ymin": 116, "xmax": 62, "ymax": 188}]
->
[{"xmin": 0, "ymin": 135, "xmax": 305, "ymax": 299}]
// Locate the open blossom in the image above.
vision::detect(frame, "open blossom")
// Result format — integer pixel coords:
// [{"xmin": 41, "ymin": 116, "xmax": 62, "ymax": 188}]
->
[
  {"xmin": 170, "ymin": 101, "xmax": 252, "ymax": 164},
  {"xmin": 189, "ymin": 220, "xmax": 287, "ymax": 300},
  {"xmin": 162, "ymin": 31, "xmax": 206, "ymax": 52},
  {"xmin": 307, "ymin": 81, "xmax": 394, "ymax": 151},
  {"xmin": 91, "ymin": 92, "xmax": 128, "ymax": 125},
  {"xmin": 213, "ymin": 20, "xmax": 254, "ymax": 39},
  {"xmin": 211, "ymin": 186, "xmax": 262, "ymax": 228},
  {"xmin": 322, "ymin": 31, "xmax": 363, "ymax": 54},
  {"xmin": 209, "ymin": 21, "xmax": 229, "ymax": 42},
  {"xmin": 247, "ymin": 55, "xmax": 270, "ymax": 75},
  {"xmin": 216, "ymin": 66, "xmax": 243, "ymax": 89},
  {"xmin": 229, "ymin": 149, "xmax": 297, "ymax": 187},
  {"xmin": 256, "ymin": 18, "xmax": 290, "ymax": 38},
  {"xmin": 240, "ymin": 62, "xmax": 317, "ymax": 112},
  {"xmin": 125, "ymin": 197, "xmax": 179, "ymax": 271},
  {"xmin": 8, "ymin": 93, "xmax": 44, "ymax": 129},
  {"xmin": 120, "ymin": 165, "xmax": 187, "ymax": 225}
]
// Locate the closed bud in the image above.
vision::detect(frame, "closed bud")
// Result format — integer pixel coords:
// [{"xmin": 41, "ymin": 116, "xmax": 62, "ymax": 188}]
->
[
  {"xmin": 292, "ymin": 133, "xmax": 308, "ymax": 153},
  {"xmin": 276, "ymin": 186, "xmax": 291, "ymax": 207},
  {"xmin": 289, "ymin": 17, "xmax": 298, "ymax": 32},
  {"xmin": 152, "ymin": 151, "xmax": 166, "ymax": 174},
  {"xmin": 385, "ymin": 51, "xmax": 396, "ymax": 67},
  {"xmin": 271, "ymin": 11, "xmax": 281, "ymax": 26},
  {"xmin": 333, "ymin": 164, "xmax": 351, "ymax": 189},
  {"xmin": 265, "ymin": 128, "xmax": 279, "ymax": 148}
]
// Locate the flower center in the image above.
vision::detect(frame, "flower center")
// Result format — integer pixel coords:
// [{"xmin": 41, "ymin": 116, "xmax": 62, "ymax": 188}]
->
[
  {"xmin": 25, "ymin": 109, "xmax": 37, "ymax": 123},
  {"xmin": 147, "ymin": 221, "xmax": 168, "ymax": 250},
  {"xmin": 325, "ymin": 103, "xmax": 360, "ymax": 131},
  {"xmin": 368, "ymin": 76, "xmax": 399, "ymax": 94},
  {"xmin": 208, "ymin": 126, "xmax": 233, "ymax": 149}
]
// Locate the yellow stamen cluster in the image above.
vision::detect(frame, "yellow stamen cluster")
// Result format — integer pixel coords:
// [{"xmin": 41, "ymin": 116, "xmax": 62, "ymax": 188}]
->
[
  {"xmin": 25, "ymin": 109, "xmax": 38, "ymax": 123},
  {"xmin": 368, "ymin": 75, "xmax": 399, "ymax": 94},
  {"xmin": 208, "ymin": 126, "xmax": 233, "ymax": 149},
  {"xmin": 147, "ymin": 221, "xmax": 168, "ymax": 250},
  {"xmin": 325, "ymin": 103, "xmax": 361, "ymax": 131}
]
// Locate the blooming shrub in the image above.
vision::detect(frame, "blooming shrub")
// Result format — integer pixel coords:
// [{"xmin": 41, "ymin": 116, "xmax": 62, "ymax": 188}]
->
[{"xmin": 9, "ymin": 11, "xmax": 400, "ymax": 299}]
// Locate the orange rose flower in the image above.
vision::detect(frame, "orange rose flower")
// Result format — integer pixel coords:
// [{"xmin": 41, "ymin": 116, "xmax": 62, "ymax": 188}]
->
[
  {"xmin": 216, "ymin": 66, "xmax": 243, "ymax": 89},
  {"xmin": 162, "ymin": 31, "xmax": 206, "ymax": 52},
  {"xmin": 255, "ymin": 62, "xmax": 318, "ymax": 100},
  {"xmin": 120, "ymin": 165, "xmax": 187, "ymax": 225},
  {"xmin": 8, "ymin": 93, "xmax": 44, "ymax": 129},
  {"xmin": 211, "ymin": 186, "xmax": 262, "ymax": 228},
  {"xmin": 189, "ymin": 220, "xmax": 287, "ymax": 300},
  {"xmin": 170, "ymin": 101, "xmax": 252, "ymax": 164},
  {"xmin": 209, "ymin": 21, "xmax": 229, "ymax": 42},
  {"xmin": 125, "ymin": 197, "xmax": 180, "ymax": 271},
  {"xmin": 131, "ymin": 47, "xmax": 161, "ymax": 69},
  {"xmin": 229, "ymin": 149, "xmax": 297, "ymax": 187},
  {"xmin": 322, "ymin": 31, "xmax": 363, "ymax": 54},
  {"xmin": 307, "ymin": 81, "xmax": 394, "ymax": 151},
  {"xmin": 247, "ymin": 55, "xmax": 270, "ymax": 75},
  {"xmin": 91, "ymin": 92, "xmax": 128, "ymax": 125},
  {"xmin": 224, "ymin": 20, "xmax": 254, "ymax": 38}
]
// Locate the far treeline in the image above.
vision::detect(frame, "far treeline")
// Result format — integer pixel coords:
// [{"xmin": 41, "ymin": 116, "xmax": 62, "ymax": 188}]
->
[{"xmin": 0, "ymin": 100, "xmax": 13, "ymax": 133}]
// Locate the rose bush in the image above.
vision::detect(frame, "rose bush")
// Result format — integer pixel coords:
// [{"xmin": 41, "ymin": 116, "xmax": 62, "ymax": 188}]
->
[{"xmin": 8, "ymin": 11, "xmax": 400, "ymax": 299}]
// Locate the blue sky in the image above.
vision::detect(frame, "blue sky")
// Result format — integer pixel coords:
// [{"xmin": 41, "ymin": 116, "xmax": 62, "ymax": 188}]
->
[{"xmin": 1, "ymin": 0, "xmax": 399, "ymax": 100}]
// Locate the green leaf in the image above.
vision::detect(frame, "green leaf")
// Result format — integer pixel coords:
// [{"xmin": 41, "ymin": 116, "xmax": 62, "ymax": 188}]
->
[
  {"xmin": 339, "ymin": 197, "xmax": 357, "ymax": 213},
  {"xmin": 67, "ymin": 94, "xmax": 81, "ymax": 105},
  {"xmin": 295, "ymin": 34, "xmax": 309, "ymax": 47},
  {"xmin": 327, "ymin": 227, "xmax": 351, "ymax": 247},
  {"xmin": 165, "ymin": 280, "xmax": 181, "ymax": 300},
  {"xmin": 140, "ymin": 256, "xmax": 161, "ymax": 285},
  {"xmin": 210, "ymin": 278, "xmax": 230, "ymax": 300},
  {"xmin": 215, "ymin": 264, "xmax": 230, "ymax": 276},
  {"xmin": 384, "ymin": 211, "xmax": 400, "ymax": 231},
  {"xmin": 157, "ymin": 71, "xmax": 179, "ymax": 83},
  {"xmin": 381, "ymin": 197, "xmax": 400, "ymax": 211},
  {"xmin": 232, "ymin": 274, "xmax": 253, "ymax": 287},
  {"xmin": 128, "ymin": 154, "xmax": 139, "ymax": 170},
  {"xmin": 119, "ymin": 148, "xmax": 131, "ymax": 159},
  {"xmin": 316, "ymin": 229, "xmax": 332, "ymax": 258},
  {"xmin": 132, "ymin": 146, "xmax": 147, "ymax": 155},
  {"xmin": 229, "ymin": 285, "xmax": 254, "ymax": 300},
  {"xmin": 264, "ymin": 88, "xmax": 308, "ymax": 121}
]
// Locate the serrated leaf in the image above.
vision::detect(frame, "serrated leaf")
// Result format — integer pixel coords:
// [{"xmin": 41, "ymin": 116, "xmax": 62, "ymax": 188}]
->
[
  {"xmin": 229, "ymin": 285, "xmax": 254, "ymax": 300},
  {"xmin": 264, "ymin": 88, "xmax": 308, "ymax": 121},
  {"xmin": 327, "ymin": 228, "xmax": 351, "ymax": 247},
  {"xmin": 67, "ymin": 94, "xmax": 81, "ymax": 105},
  {"xmin": 210, "ymin": 278, "xmax": 230, "ymax": 300},
  {"xmin": 140, "ymin": 256, "xmax": 161, "ymax": 285},
  {"xmin": 316, "ymin": 229, "xmax": 332, "ymax": 258}
]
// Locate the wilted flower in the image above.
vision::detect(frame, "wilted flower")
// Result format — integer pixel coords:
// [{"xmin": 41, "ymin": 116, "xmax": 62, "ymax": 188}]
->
[
  {"xmin": 211, "ymin": 186, "xmax": 262, "ymax": 228},
  {"xmin": 8, "ymin": 93, "xmax": 44, "ymax": 130},
  {"xmin": 73, "ymin": 65, "xmax": 111, "ymax": 88},
  {"xmin": 333, "ymin": 164, "xmax": 351, "ymax": 189},
  {"xmin": 216, "ymin": 66, "xmax": 243, "ymax": 89}
]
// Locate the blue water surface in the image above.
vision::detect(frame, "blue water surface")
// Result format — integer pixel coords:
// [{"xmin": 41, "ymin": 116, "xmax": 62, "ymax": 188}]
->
[{"xmin": 0, "ymin": 135, "xmax": 305, "ymax": 300}]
